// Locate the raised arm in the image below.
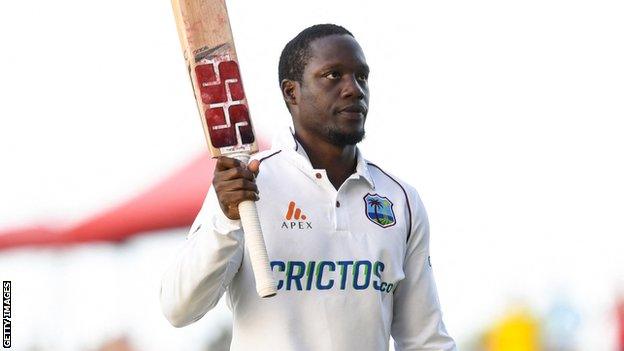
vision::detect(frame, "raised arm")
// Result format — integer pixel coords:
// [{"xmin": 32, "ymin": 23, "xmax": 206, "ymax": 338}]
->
[{"xmin": 159, "ymin": 157, "xmax": 259, "ymax": 327}]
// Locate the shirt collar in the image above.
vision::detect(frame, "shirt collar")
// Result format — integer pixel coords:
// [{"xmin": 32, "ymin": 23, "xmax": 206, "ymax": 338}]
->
[{"xmin": 272, "ymin": 127, "xmax": 375, "ymax": 189}]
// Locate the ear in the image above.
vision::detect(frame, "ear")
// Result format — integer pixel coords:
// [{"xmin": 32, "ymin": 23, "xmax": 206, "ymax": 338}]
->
[{"xmin": 280, "ymin": 79, "xmax": 299, "ymax": 107}]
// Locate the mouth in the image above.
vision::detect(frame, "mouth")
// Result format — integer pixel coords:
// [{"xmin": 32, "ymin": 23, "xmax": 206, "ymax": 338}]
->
[{"xmin": 338, "ymin": 105, "xmax": 367, "ymax": 119}]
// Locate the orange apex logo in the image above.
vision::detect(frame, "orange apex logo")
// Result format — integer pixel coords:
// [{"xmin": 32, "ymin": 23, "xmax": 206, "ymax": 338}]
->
[{"xmin": 285, "ymin": 201, "xmax": 307, "ymax": 220}]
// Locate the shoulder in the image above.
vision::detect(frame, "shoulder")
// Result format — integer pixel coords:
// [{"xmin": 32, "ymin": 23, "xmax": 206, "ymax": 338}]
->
[
  {"xmin": 365, "ymin": 161, "xmax": 425, "ymax": 209},
  {"xmin": 365, "ymin": 161, "xmax": 428, "ymax": 236}
]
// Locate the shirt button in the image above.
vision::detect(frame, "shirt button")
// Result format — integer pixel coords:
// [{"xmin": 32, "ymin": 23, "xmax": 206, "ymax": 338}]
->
[
  {"xmin": 315, "ymin": 173, "xmax": 322, "ymax": 179},
  {"xmin": 336, "ymin": 201, "xmax": 341, "ymax": 208}
]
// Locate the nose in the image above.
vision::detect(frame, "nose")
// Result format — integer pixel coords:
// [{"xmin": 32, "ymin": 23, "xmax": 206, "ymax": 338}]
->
[{"xmin": 341, "ymin": 74, "xmax": 366, "ymax": 100}]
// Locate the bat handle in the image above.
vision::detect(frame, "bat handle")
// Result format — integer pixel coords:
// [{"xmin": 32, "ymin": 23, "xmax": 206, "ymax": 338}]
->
[{"xmin": 233, "ymin": 153, "xmax": 277, "ymax": 298}]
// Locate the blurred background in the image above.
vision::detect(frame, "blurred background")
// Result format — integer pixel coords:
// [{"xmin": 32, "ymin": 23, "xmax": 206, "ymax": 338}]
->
[{"xmin": 1, "ymin": 0, "xmax": 623, "ymax": 350}]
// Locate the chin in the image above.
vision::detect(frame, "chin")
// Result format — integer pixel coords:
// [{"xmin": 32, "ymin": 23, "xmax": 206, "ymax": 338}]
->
[{"xmin": 326, "ymin": 128, "xmax": 366, "ymax": 146}]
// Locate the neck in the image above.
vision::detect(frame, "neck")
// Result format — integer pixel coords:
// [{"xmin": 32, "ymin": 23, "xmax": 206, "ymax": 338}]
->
[{"xmin": 294, "ymin": 130, "xmax": 358, "ymax": 190}]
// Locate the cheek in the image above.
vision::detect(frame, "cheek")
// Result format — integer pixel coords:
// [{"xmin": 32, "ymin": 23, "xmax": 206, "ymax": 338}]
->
[{"xmin": 301, "ymin": 90, "xmax": 327, "ymax": 114}]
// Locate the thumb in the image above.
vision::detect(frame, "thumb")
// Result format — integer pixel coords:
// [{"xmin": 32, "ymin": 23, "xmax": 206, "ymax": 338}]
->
[{"xmin": 248, "ymin": 159, "xmax": 260, "ymax": 176}]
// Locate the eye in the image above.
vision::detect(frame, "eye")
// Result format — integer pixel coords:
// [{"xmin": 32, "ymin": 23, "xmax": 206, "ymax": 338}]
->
[
  {"xmin": 324, "ymin": 71, "xmax": 342, "ymax": 80},
  {"xmin": 357, "ymin": 73, "xmax": 368, "ymax": 82}
]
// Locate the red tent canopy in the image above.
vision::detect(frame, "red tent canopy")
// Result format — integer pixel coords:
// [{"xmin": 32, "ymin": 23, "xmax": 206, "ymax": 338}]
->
[{"xmin": 0, "ymin": 139, "xmax": 268, "ymax": 250}]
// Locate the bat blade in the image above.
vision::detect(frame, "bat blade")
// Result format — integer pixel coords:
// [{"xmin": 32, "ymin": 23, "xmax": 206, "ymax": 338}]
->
[
  {"xmin": 172, "ymin": 0, "xmax": 276, "ymax": 298},
  {"xmin": 172, "ymin": 0, "xmax": 257, "ymax": 157}
]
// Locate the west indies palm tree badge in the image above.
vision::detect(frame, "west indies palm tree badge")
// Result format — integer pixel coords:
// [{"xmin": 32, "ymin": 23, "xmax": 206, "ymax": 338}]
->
[{"xmin": 364, "ymin": 194, "xmax": 396, "ymax": 228}]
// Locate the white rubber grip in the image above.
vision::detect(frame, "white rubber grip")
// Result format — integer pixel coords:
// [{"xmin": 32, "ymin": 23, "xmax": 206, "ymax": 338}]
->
[
  {"xmin": 238, "ymin": 200, "xmax": 277, "ymax": 297},
  {"xmin": 232, "ymin": 153, "xmax": 277, "ymax": 298}
]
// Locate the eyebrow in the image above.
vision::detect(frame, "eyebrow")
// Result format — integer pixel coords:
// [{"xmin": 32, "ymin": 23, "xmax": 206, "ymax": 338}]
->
[{"xmin": 318, "ymin": 62, "xmax": 370, "ymax": 74}]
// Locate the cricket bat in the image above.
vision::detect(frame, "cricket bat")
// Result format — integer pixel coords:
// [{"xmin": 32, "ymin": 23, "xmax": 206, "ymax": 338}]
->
[{"xmin": 171, "ymin": 0, "xmax": 277, "ymax": 298}]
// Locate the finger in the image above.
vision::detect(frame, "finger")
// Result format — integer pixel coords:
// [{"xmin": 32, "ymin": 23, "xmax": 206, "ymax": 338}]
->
[
  {"xmin": 231, "ymin": 190, "xmax": 261, "ymax": 203},
  {"xmin": 248, "ymin": 159, "xmax": 260, "ymax": 176},
  {"xmin": 221, "ymin": 190, "xmax": 260, "ymax": 207},
  {"xmin": 215, "ymin": 156, "xmax": 243, "ymax": 171},
  {"xmin": 215, "ymin": 165, "xmax": 256, "ymax": 182},
  {"xmin": 217, "ymin": 178, "xmax": 258, "ymax": 193}
]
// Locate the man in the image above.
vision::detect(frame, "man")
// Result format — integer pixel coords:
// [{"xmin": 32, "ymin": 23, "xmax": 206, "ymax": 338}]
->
[{"xmin": 161, "ymin": 24, "xmax": 456, "ymax": 350}]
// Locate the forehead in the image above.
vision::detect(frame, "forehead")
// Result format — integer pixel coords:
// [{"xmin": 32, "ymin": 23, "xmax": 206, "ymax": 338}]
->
[{"xmin": 305, "ymin": 34, "xmax": 367, "ymax": 71}]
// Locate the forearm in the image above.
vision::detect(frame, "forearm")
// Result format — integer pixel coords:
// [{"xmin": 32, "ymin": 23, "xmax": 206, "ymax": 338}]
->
[
  {"xmin": 391, "ymin": 251, "xmax": 456, "ymax": 351},
  {"xmin": 392, "ymin": 186, "xmax": 456, "ymax": 350},
  {"xmin": 160, "ymin": 189, "xmax": 244, "ymax": 327}
]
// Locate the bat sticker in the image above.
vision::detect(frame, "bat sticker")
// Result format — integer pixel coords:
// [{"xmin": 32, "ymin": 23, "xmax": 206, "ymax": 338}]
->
[
  {"xmin": 194, "ymin": 43, "xmax": 230, "ymax": 62},
  {"xmin": 195, "ymin": 58, "xmax": 254, "ymax": 151}
]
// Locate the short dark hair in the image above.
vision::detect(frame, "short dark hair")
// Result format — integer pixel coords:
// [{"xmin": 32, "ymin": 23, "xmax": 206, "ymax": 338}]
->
[{"xmin": 278, "ymin": 24, "xmax": 354, "ymax": 84}]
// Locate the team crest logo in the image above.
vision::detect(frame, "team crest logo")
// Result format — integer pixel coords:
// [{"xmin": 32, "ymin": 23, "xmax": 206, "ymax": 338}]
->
[{"xmin": 364, "ymin": 193, "xmax": 396, "ymax": 228}]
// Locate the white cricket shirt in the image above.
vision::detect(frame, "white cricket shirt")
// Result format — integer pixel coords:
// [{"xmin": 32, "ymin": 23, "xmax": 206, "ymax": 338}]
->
[{"xmin": 160, "ymin": 129, "xmax": 456, "ymax": 351}]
